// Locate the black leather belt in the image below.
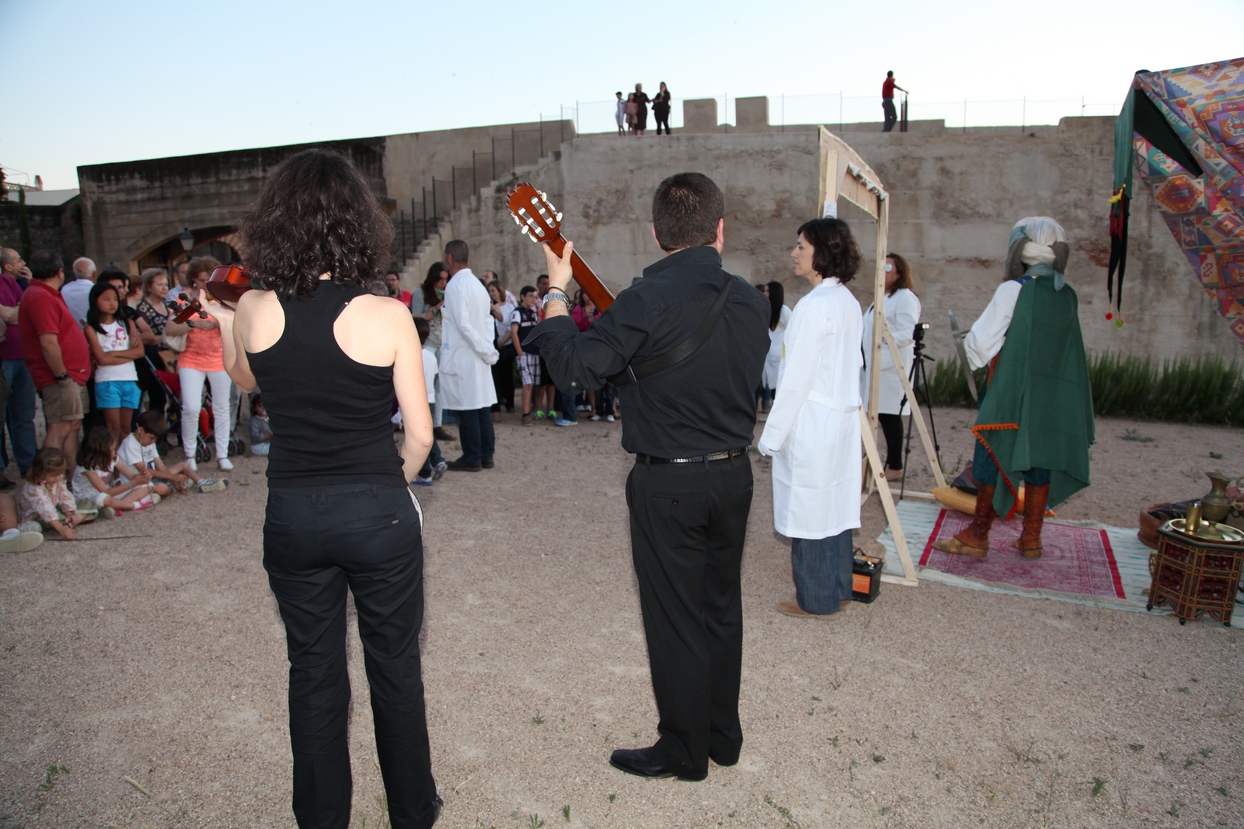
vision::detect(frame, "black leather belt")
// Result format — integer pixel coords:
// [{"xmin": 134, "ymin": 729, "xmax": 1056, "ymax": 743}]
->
[{"xmin": 635, "ymin": 447, "xmax": 748, "ymax": 465}]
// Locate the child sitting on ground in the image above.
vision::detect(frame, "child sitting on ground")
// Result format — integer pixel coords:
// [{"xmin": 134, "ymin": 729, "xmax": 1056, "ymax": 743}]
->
[
  {"xmin": 118, "ymin": 411, "xmax": 228, "ymax": 494},
  {"xmin": 18, "ymin": 448, "xmax": 98, "ymax": 540},
  {"xmin": 412, "ymin": 316, "xmax": 446, "ymax": 485},
  {"xmin": 249, "ymin": 394, "xmax": 272, "ymax": 457},
  {"xmin": 72, "ymin": 426, "xmax": 162, "ymax": 517}
]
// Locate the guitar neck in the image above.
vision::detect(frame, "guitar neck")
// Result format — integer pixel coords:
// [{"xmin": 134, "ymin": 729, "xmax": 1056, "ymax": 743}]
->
[{"xmin": 545, "ymin": 236, "xmax": 615, "ymax": 312}]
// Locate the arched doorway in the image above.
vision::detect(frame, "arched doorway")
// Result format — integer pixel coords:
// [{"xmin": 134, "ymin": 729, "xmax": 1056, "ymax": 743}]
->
[{"xmin": 134, "ymin": 226, "xmax": 240, "ymax": 274}]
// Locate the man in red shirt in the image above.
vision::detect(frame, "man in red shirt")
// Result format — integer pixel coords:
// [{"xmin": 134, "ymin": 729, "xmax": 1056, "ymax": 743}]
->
[
  {"xmin": 385, "ymin": 270, "xmax": 414, "ymax": 310},
  {"xmin": 882, "ymin": 70, "xmax": 907, "ymax": 133},
  {"xmin": 0, "ymin": 248, "xmax": 37, "ymax": 488},
  {"xmin": 19, "ymin": 250, "xmax": 91, "ymax": 464}
]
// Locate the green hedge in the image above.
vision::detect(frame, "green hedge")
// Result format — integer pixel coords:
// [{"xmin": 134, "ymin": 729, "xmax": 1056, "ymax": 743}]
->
[{"xmin": 924, "ymin": 353, "xmax": 1244, "ymax": 426}]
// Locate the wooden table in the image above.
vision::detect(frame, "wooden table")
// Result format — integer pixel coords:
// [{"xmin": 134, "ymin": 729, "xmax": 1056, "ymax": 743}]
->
[{"xmin": 1148, "ymin": 526, "xmax": 1244, "ymax": 626}]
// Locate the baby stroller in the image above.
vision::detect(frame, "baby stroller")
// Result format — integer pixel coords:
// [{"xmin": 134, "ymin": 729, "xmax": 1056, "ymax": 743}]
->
[{"xmin": 144, "ymin": 355, "xmax": 246, "ymax": 462}]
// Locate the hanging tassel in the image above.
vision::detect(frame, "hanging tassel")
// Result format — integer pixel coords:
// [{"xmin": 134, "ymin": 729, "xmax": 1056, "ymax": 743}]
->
[{"xmin": 1106, "ymin": 185, "xmax": 1130, "ymax": 324}]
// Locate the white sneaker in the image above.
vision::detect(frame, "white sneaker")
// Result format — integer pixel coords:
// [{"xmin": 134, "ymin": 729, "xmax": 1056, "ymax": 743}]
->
[
  {"xmin": 0, "ymin": 528, "xmax": 43, "ymax": 554},
  {"xmin": 218, "ymin": 457, "xmax": 234, "ymax": 471},
  {"xmin": 17, "ymin": 521, "xmax": 41, "ymax": 535},
  {"xmin": 606, "ymin": 414, "xmax": 616, "ymax": 422},
  {"xmin": 199, "ymin": 478, "xmax": 229, "ymax": 493}
]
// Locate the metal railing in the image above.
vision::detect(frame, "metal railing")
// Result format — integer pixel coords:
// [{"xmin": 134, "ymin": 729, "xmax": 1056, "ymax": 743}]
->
[
  {"xmin": 558, "ymin": 92, "xmax": 1122, "ymax": 136},
  {"xmin": 389, "ymin": 122, "xmax": 564, "ymax": 265}
]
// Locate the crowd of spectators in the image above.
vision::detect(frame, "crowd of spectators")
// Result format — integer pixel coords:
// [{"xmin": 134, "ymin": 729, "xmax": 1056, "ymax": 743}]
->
[{"xmin": 0, "ymin": 247, "xmax": 230, "ymax": 554}]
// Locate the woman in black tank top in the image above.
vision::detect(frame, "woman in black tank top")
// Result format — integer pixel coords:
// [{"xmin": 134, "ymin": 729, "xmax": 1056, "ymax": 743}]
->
[{"xmin": 210, "ymin": 150, "xmax": 441, "ymax": 829}]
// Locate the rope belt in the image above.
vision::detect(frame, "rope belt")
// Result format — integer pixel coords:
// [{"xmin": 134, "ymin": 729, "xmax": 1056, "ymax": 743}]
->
[{"xmin": 635, "ymin": 447, "xmax": 749, "ymax": 465}]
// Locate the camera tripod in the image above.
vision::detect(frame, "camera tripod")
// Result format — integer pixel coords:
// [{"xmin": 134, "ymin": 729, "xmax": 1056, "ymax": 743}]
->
[{"xmin": 895, "ymin": 329, "xmax": 941, "ymax": 495}]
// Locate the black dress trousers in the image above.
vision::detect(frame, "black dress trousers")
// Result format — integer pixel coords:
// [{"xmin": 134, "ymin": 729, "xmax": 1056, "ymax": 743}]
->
[
  {"xmin": 625, "ymin": 453, "xmax": 754, "ymax": 777},
  {"xmin": 263, "ymin": 483, "xmax": 438, "ymax": 829}
]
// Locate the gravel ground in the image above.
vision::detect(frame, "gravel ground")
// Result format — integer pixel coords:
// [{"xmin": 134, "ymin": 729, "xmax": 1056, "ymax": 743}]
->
[{"xmin": 1, "ymin": 408, "xmax": 1241, "ymax": 829}]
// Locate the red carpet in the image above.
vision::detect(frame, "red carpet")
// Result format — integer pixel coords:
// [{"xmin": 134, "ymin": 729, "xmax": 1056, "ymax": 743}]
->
[{"xmin": 921, "ymin": 509, "xmax": 1125, "ymax": 599}]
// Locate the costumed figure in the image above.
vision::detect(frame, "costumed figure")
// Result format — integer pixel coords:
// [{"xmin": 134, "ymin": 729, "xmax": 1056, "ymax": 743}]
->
[{"xmin": 933, "ymin": 216, "xmax": 1094, "ymax": 559}]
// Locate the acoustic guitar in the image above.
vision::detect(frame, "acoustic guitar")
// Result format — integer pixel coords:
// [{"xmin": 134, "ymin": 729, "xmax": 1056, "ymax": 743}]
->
[{"xmin": 506, "ymin": 183, "xmax": 615, "ymax": 312}]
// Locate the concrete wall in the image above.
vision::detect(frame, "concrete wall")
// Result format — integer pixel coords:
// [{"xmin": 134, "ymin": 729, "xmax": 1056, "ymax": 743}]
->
[
  {"xmin": 77, "ymin": 138, "xmax": 387, "ymax": 273},
  {"xmin": 420, "ymin": 118, "xmax": 1241, "ymax": 363}
]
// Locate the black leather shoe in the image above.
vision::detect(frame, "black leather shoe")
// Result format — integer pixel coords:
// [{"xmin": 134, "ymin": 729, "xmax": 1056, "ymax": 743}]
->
[
  {"xmin": 445, "ymin": 458, "xmax": 481, "ymax": 472},
  {"xmin": 433, "ymin": 427, "xmax": 456, "ymax": 442},
  {"xmin": 609, "ymin": 746, "xmax": 707, "ymax": 781},
  {"xmin": 710, "ymin": 750, "xmax": 740, "ymax": 767},
  {"xmin": 482, "ymin": 459, "xmax": 495, "ymax": 469}
]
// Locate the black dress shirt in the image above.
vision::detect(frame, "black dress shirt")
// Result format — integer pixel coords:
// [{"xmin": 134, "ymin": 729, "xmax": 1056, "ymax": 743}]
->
[{"xmin": 527, "ymin": 246, "xmax": 770, "ymax": 458}]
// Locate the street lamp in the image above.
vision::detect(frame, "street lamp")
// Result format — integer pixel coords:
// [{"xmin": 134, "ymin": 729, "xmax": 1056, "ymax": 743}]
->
[{"xmin": 179, "ymin": 227, "xmax": 194, "ymax": 254}]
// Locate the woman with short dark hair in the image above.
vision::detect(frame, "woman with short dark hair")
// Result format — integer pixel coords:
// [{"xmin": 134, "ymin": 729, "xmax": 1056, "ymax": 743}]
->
[
  {"xmin": 209, "ymin": 149, "xmax": 441, "ymax": 828},
  {"xmin": 758, "ymin": 218, "xmax": 863, "ymax": 618}
]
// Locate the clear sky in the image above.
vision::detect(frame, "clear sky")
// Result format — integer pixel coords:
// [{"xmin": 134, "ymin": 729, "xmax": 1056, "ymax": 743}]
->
[{"xmin": 3, "ymin": 0, "xmax": 1241, "ymax": 190}]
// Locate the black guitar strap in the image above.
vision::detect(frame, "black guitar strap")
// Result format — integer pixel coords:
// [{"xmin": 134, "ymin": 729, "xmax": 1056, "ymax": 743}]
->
[{"xmin": 608, "ymin": 278, "xmax": 733, "ymax": 387}]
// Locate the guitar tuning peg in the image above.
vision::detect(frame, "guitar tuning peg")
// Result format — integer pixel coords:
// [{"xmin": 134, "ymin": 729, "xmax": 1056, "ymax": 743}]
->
[
  {"xmin": 511, "ymin": 214, "xmax": 521, "ymax": 225},
  {"xmin": 539, "ymin": 191, "xmax": 547, "ymax": 200},
  {"xmin": 521, "ymin": 226, "xmax": 529, "ymax": 235},
  {"xmin": 555, "ymin": 213, "xmax": 563, "ymax": 222}
]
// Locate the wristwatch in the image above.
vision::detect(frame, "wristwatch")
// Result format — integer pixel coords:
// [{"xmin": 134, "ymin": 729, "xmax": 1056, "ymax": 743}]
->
[
  {"xmin": 55, "ymin": 372, "xmax": 70, "ymax": 382},
  {"xmin": 543, "ymin": 289, "xmax": 570, "ymax": 311}
]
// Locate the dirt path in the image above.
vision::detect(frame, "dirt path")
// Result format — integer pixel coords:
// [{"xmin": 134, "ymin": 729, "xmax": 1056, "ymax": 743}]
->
[{"xmin": 1, "ymin": 410, "xmax": 1241, "ymax": 828}]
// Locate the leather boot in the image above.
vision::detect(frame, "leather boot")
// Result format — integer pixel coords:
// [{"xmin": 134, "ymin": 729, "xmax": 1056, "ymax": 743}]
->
[
  {"xmin": 1013, "ymin": 483, "xmax": 1050, "ymax": 559},
  {"xmin": 933, "ymin": 483, "xmax": 995, "ymax": 557}
]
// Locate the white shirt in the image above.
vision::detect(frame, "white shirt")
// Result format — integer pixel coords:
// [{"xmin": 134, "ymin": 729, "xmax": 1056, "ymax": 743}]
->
[
  {"xmin": 861, "ymin": 287, "xmax": 921, "ymax": 415},
  {"xmin": 438, "ymin": 268, "xmax": 499, "ymax": 410},
  {"xmin": 92, "ymin": 320, "xmax": 139, "ymax": 383},
  {"xmin": 61, "ymin": 278, "xmax": 94, "ymax": 327},
  {"xmin": 964, "ymin": 280, "xmax": 1023, "ymax": 369},
  {"xmin": 117, "ymin": 434, "xmax": 159, "ymax": 483},
  {"xmin": 422, "ymin": 347, "xmax": 438, "ymax": 404}
]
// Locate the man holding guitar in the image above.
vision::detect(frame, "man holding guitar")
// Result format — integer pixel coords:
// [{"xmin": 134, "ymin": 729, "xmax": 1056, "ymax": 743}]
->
[{"xmin": 526, "ymin": 173, "xmax": 770, "ymax": 782}]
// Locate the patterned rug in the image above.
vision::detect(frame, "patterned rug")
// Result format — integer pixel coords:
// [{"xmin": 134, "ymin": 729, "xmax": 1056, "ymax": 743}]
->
[
  {"xmin": 876, "ymin": 499, "xmax": 1243, "ymax": 628},
  {"xmin": 920, "ymin": 509, "xmax": 1125, "ymax": 599}
]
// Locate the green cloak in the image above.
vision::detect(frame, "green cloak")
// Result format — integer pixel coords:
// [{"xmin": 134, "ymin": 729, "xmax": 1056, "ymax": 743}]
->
[{"xmin": 975, "ymin": 276, "xmax": 1095, "ymax": 518}]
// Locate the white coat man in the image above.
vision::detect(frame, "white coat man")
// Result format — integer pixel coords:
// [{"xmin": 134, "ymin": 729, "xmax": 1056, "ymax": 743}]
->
[
  {"xmin": 61, "ymin": 257, "xmax": 96, "ymax": 327},
  {"xmin": 438, "ymin": 239, "xmax": 498, "ymax": 471}
]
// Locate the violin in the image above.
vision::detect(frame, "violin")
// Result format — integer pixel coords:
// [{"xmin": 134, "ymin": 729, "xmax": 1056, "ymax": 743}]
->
[{"xmin": 169, "ymin": 263, "xmax": 253, "ymax": 324}]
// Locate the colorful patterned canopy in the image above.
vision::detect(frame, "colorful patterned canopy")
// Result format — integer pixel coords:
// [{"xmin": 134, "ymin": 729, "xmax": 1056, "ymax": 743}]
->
[{"xmin": 1111, "ymin": 58, "xmax": 1244, "ymax": 354}]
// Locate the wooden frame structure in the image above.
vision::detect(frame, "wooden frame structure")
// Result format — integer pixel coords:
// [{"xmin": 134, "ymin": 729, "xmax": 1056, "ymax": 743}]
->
[{"xmin": 817, "ymin": 127, "xmax": 946, "ymax": 586}]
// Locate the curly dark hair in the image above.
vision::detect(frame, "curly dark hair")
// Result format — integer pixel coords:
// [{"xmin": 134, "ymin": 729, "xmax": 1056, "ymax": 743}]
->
[
  {"xmin": 797, "ymin": 218, "xmax": 861, "ymax": 284},
  {"xmin": 237, "ymin": 149, "xmax": 394, "ymax": 300}
]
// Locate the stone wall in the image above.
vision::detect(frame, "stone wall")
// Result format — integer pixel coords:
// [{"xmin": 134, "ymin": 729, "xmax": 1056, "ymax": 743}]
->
[
  {"xmin": 421, "ymin": 119, "xmax": 1241, "ymax": 363},
  {"xmin": 0, "ymin": 198, "xmax": 84, "ymax": 262}
]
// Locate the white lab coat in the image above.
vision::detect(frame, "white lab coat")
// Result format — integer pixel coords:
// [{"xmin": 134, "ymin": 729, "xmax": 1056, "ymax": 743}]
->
[
  {"xmin": 763, "ymin": 304, "xmax": 792, "ymax": 390},
  {"xmin": 860, "ymin": 288, "xmax": 921, "ymax": 415},
  {"xmin": 438, "ymin": 268, "xmax": 498, "ymax": 410},
  {"xmin": 758, "ymin": 278, "xmax": 862, "ymax": 539}
]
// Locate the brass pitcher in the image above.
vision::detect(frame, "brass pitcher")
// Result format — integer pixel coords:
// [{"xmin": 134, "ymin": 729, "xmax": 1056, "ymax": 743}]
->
[{"xmin": 1202, "ymin": 472, "xmax": 1232, "ymax": 523}]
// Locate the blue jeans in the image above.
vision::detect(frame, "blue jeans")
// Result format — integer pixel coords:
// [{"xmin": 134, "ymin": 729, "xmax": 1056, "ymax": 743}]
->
[
  {"xmin": 447, "ymin": 407, "xmax": 493, "ymax": 466},
  {"xmin": 417, "ymin": 439, "xmax": 443, "ymax": 479},
  {"xmin": 791, "ymin": 529, "xmax": 854, "ymax": 614},
  {"xmin": 2, "ymin": 359, "xmax": 37, "ymax": 475},
  {"xmin": 557, "ymin": 390, "xmax": 577, "ymax": 423}
]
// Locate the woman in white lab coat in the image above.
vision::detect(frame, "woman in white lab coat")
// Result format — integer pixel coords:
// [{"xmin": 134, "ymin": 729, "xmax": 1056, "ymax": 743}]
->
[
  {"xmin": 861, "ymin": 253, "xmax": 921, "ymax": 481},
  {"xmin": 758, "ymin": 218, "xmax": 863, "ymax": 618}
]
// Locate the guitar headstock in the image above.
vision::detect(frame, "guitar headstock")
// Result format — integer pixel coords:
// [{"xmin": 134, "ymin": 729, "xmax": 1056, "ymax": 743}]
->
[{"xmin": 507, "ymin": 183, "xmax": 563, "ymax": 245}]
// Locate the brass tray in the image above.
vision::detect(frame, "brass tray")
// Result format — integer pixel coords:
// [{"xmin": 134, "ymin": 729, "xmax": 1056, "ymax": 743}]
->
[{"xmin": 1163, "ymin": 518, "xmax": 1244, "ymax": 546}]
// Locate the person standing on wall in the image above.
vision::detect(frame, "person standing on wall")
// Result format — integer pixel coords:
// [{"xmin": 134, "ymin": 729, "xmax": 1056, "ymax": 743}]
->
[
  {"xmin": 882, "ymin": 70, "xmax": 907, "ymax": 132},
  {"xmin": 438, "ymin": 239, "xmax": 498, "ymax": 471},
  {"xmin": 633, "ymin": 82, "xmax": 651, "ymax": 135},
  {"xmin": 527, "ymin": 172, "xmax": 770, "ymax": 781},
  {"xmin": 210, "ymin": 148, "xmax": 442, "ymax": 829},
  {"xmin": 651, "ymin": 82, "xmax": 672, "ymax": 135}
]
